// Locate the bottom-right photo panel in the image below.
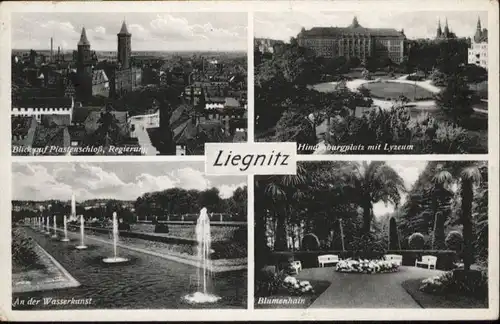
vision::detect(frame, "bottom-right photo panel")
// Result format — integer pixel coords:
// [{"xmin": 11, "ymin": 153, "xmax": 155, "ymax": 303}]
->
[{"xmin": 254, "ymin": 160, "xmax": 488, "ymax": 309}]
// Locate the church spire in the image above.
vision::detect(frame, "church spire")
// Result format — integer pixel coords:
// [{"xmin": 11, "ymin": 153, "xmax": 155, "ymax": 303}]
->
[
  {"xmin": 78, "ymin": 27, "xmax": 90, "ymax": 46},
  {"xmin": 477, "ymin": 16, "xmax": 482, "ymax": 31},
  {"xmin": 118, "ymin": 20, "xmax": 131, "ymax": 35},
  {"xmin": 436, "ymin": 18, "xmax": 442, "ymax": 38},
  {"xmin": 443, "ymin": 17, "xmax": 450, "ymax": 36}
]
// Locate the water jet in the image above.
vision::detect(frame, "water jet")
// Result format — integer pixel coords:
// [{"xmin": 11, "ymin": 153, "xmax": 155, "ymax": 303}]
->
[
  {"xmin": 102, "ymin": 212, "xmax": 129, "ymax": 264},
  {"xmin": 61, "ymin": 215, "xmax": 70, "ymax": 242},
  {"xmin": 75, "ymin": 214, "xmax": 88, "ymax": 250},
  {"xmin": 183, "ymin": 208, "xmax": 221, "ymax": 304},
  {"xmin": 51, "ymin": 215, "xmax": 58, "ymax": 239}
]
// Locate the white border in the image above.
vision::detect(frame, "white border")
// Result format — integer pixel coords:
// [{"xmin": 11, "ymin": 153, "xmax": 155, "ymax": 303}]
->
[{"xmin": 1, "ymin": 0, "xmax": 498, "ymax": 321}]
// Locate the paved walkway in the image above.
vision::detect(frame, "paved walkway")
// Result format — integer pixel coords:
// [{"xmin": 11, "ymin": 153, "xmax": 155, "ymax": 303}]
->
[
  {"xmin": 314, "ymin": 78, "xmax": 488, "ymax": 115},
  {"xmin": 129, "ymin": 113, "xmax": 160, "ymax": 156},
  {"xmin": 295, "ymin": 266, "xmax": 444, "ymax": 308}
]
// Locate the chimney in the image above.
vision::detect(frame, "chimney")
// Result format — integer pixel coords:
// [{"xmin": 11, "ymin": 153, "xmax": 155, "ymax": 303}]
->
[{"xmin": 50, "ymin": 37, "xmax": 53, "ymax": 63}]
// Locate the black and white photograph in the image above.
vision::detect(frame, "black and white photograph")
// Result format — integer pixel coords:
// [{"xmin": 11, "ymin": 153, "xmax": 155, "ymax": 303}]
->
[
  {"xmin": 11, "ymin": 12, "xmax": 248, "ymax": 156},
  {"xmin": 255, "ymin": 161, "xmax": 488, "ymax": 308},
  {"xmin": 11, "ymin": 162, "xmax": 248, "ymax": 309},
  {"xmin": 254, "ymin": 12, "xmax": 489, "ymax": 154}
]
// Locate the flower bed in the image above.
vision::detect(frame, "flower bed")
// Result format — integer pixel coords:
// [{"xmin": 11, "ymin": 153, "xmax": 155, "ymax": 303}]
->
[
  {"xmin": 283, "ymin": 276, "xmax": 315, "ymax": 295},
  {"xmin": 335, "ymin": 259, "xmax": 400, "ymax": 274}
]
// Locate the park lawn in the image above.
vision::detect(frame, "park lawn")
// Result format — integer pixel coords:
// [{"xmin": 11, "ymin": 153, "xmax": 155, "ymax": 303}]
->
[
  {"xmin": 255, "ymin": 280, "xmax": 331, "ymax": 309},
  {"xmin": 401, "ymin": 278, "xmax": 488, "ymax": 308},
  {"xmin": 363, "ymin": 81, "xmax": 435, "ymax": 101}
]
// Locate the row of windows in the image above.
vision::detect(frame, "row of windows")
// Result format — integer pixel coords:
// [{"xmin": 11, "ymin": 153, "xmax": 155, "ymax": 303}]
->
[{"xmin": 13, "ymin": 107, "xmax": 72, "ymax": 112}]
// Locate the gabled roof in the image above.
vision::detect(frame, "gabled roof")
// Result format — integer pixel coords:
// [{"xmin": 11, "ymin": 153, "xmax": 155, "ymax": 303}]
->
[{"xmin": 40, "ymin": 114, "xmax": 71, "ymax": 126}]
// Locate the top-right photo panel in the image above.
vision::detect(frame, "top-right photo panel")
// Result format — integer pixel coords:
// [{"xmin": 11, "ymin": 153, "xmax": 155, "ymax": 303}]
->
[{"xmin": 254, "ymin": 11, "xmax": 488, "ymax": 154}]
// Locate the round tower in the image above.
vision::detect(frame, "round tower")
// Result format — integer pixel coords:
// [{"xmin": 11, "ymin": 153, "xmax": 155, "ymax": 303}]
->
[
  {"xmin": 117, "ymin": 21, "xmax": 132, "ymax": 70},
  {"xmin": 77, "ymin": 27, "xmax": 93, "ymax": 101}
]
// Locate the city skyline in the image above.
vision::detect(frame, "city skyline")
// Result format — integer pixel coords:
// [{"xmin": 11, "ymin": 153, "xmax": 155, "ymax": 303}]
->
[
  {"xmin": 255, "ymin": 11, "xmax": 488, "ymax": 42},
  {"xmin": 12, "ymin": 162, "xmax": 247, "ymax": 202},
  {"xmin": 12, "ymin": 12, "xmax": 248, "ymax": 51}
]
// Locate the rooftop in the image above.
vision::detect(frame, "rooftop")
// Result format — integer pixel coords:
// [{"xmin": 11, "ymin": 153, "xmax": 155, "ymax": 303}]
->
[
  {"xmin": 78, "ymin": 27, "xmax": 90, "ymax": 46},
  {"xmin": 13, "ymin": 96, "xmax": 73, "ymax": 109},
  {"xmin": 299, "ymin": 17, "xmax": 405, "ymax": 38}
]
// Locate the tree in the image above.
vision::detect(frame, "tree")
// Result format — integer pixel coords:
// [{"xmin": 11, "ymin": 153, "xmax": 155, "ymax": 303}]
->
[
  {"xmin": 432, "ymin": 162, "xmax": 482, "ymax": 271},
  {"xmin": 341, "ymin": 161, "xmax": 406, "ymax": 234},
  {"xmin": 388, "ymin": 217, "xmax": 401, "ymax": 250},
  {"xmin": 256, "ymin": 164, "xmax": 308, "ymax": 251},
  {"xmin": 435, "ymin": 75, "xmax": 474, "ymax": 125}
]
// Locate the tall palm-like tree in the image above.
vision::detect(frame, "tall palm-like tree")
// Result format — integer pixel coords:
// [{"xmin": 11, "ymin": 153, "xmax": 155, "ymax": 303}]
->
[
  {"xmin": 342, "ymin": 161, "xmax": 406, "ymax": 235},
  {"xmin": 256, "ymin": 164, "xmax": 308, "ymax": 251},
  {"xmin": 433, "ymin": 162, "xmax": 482, "ymax": 271}
]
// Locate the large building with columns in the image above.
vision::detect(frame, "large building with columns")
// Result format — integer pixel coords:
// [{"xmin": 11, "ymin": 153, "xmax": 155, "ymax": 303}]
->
[{"xmin": 297, "ymin": 17, "xmax": 406, "ymax": 63}]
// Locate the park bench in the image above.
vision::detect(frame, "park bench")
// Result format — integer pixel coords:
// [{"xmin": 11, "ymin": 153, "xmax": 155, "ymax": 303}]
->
[
  {"xmin": 384, "ymin": 254, "xmax": 403, "ymax": 266},
  {"xmin": 415, "ymin": 255, "xmax": 437, "ymax": 269},
  {"xmin": 318, "ymin": 254, "xmax": 340, "ymax": 267},
  {"xmin": 290, "ymin": 260, "xmax": 302, "ymax": 274}
]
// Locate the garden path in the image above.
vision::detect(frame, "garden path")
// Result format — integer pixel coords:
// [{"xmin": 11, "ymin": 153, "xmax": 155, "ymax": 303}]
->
[{"xmin": 295, "ymin": 266, "xmax": 444, "ymax": 308}]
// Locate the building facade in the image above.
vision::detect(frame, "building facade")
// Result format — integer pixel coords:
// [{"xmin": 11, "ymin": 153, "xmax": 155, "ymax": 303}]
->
[
  {"xmin": 11, "ymin": 97, "xmax": 75, "ymax": 122},
  {"xmin": 297, "ymin": 17, "xmax": 406, "ymax": 63},
  {"xmin": 468, "ymin": 17, "xmax": 488, "ymax": 70}
]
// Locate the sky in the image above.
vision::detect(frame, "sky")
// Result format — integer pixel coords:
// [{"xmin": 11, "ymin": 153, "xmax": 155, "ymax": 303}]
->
[
  {"xmin": 12, "ymin": 162, "xmax": 247, "ymax": 202},
  {"xmin": 372, "ymin": 160, "xmax": 428, "ymax": 217},
  {"xmin": 12, "ymin": 12, "xmax": 248, "ymax": 51},
  {"xmin": 255, "ymin": 11, "xmax": 488, "ymax": 41}
]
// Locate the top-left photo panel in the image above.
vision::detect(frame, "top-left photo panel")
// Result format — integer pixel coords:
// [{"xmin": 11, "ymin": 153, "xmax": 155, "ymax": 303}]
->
[{"xmin": 11, "ymin": 12, "xmax": 248, "ymax": 156}]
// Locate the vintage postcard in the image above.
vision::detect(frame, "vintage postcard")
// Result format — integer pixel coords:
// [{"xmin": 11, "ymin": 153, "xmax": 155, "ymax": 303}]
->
[
  {"xmin": 0, "ymin": 0, "xmax": 498, "ymax": 322},
  {"xmin": 255, "ymin": 11, "xmax": 489, "ymax": 155},
  {"xmin": 10, "ymin": 12, "xmax": 248, "ymax": 156},
  {"xmin": 11, "ymin": 162, "xmax": 248, "ymax": 309}
]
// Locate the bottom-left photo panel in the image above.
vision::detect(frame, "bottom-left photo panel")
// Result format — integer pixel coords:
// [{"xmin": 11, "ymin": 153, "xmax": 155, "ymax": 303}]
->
[{"xmin": 11, "ymin": 161, "xmax": 248, "ymax": 310}]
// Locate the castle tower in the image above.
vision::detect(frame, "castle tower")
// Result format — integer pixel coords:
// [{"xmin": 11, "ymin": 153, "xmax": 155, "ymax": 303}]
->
[
  {"xmin": 76, "ymin": 27, "xmax": 93, "ymax": 101},
  {"xmin": 117, "ymin": 21, "xmax": 132, "ymax": 70},
  {"xmin": 436, "ymin": 18, "xmax": 442, "ymax": 38}
]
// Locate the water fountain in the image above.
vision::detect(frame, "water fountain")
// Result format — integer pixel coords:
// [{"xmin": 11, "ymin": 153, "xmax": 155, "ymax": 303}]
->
[
  {"xmin": 61, "ymin": 215, "xmax": 70, "ymax": 242},
  {"xmin": 51, "ymin": 215, "xmax": 58, "ymax": 239},
  {"xmin": 102, "ymin": 212, "xmax": 129, "ymax": 263},
  {"xmin": 183, "ymin": 208, "xmax": 221, "ymax": 304},
  {"xmin": 44, "ymin": 217, "xmax": 51, "ymax": 235},
  {"xmin": 75, "ymin": 214, "xmax": 88, "ymax": 250}
]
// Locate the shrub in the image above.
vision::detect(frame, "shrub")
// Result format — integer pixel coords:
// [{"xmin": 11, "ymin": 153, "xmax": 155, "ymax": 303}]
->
[
  {"xmin": 388, "ymin": 217, "xmax": 401, "ymax": 250},
  {"xmin": 350, "ymin": 233, "xmax": 386, "ymax": 259},
  {"xmin": 445, "ymin": 231, "xmax": 464, "ymax": 254},
  {"xmin": 432, "ymin": 212, "xmax": 446, "ymax": 250},
  {"xmin": 255, "ymin": 266, "xmax": 286, "ymax": 297},
  {"xmin": 12, "ymin": 228, "xmax": 42, "ymax": 269},
  {"xmin": 420, "ymin": 269, "xmax": 488, "ymax": 300},
  {"xmin": 154, "ymin": 223, "xmax": 169, "ymax": 233},
  {"xmin": 118, "ymin": 223, "xmax": 131, "ymax": 231},
  {"xmin": 408, "ymin": 232, "xmax": 425, "ymax": 249}
]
